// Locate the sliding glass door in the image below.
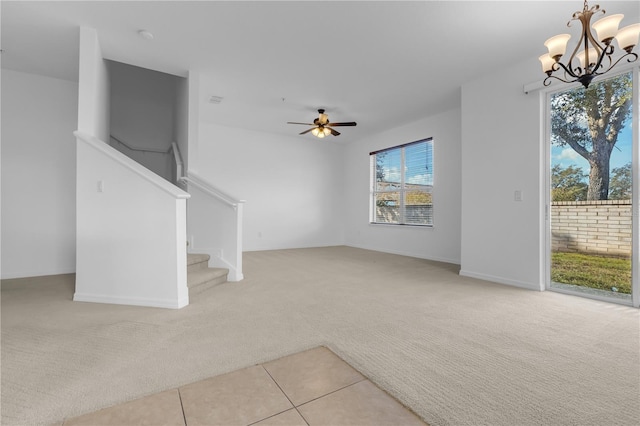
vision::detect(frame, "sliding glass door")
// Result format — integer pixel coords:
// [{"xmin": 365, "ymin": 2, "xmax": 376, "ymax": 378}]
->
[{"xmin": 547, "ymin": 69, "xmax": 638, "ymax": 306}]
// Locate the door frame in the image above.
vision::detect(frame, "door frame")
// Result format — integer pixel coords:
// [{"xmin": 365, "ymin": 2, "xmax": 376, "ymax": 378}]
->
[{"xmin": 542, "ymin": 65, "xmax": 639, "ymax": 308}]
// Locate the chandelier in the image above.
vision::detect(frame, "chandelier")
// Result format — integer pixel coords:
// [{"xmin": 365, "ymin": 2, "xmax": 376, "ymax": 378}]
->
[{"xmin": 539, "ymin": 0, "xmax": 640, "ymax": 88}]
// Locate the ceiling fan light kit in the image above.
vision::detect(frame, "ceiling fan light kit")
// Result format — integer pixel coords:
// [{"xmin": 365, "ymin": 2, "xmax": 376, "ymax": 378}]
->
[
  {"xmin": 311, "ymin": 127, "xmax": 332, "ymax": 138},
  {"xmin": 287, "ymin": 109, "xmax": 357, "ymax": 138},
  {"xmin": 539, "ymin": 0, "xmax": 639, "ymax": 88}
]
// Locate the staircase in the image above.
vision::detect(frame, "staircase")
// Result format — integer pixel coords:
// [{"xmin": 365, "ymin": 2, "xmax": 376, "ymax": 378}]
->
[{"xmin": 187, "ymin": 253, "xmax": 228, "ymax": 297}]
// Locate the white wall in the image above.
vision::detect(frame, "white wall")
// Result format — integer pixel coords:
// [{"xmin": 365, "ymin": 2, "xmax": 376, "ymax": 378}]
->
[
  {"xmin": 1, "ymin": 70, "xmax": 78, "ymax": 278},
  {"xmin": 460, "ymin": 58, "xmax": 544, "ymax": 290},
  {"xmin": 74, "ymin": 134, "xmax": 189, "ymax": 308},
  {"xmin": 75, "ymin": 27, "xmax": 190, "ymax": 308},
  {"xmin": 343, "ymin": 107, "xmax": 462, "ymax": 264},
  {"xmin": 110, "ymin": 61, "xmax": 178, "ymax": 181},
  {"xmin": 77, "ymin": 27, "xmax": 110, "ymax": 143},
  {"xmin": 196, "ymin": 123, "xmax": 344, "ymax": 251}
]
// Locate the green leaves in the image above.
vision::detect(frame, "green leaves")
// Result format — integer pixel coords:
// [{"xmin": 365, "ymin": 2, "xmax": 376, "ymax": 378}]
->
[
  {"xmin": 609, "ymin": 162, "xmax": 632, "ymax": 200},
  {"xmin": 551, "ymin": 162, "xmax": 631, "ymax": 201},
  {"xmin": 550, "ymin": 72, "xmax": 633, "ymax": 200},
  {"xmin": 551, "ymin": 164, "xmax": 588, "ymax": 201}
]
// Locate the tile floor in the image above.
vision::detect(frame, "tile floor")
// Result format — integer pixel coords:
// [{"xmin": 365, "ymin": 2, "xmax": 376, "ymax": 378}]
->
[{"xmin": 62, "ymin": 346, "xmax": 426, "ymax": 426}]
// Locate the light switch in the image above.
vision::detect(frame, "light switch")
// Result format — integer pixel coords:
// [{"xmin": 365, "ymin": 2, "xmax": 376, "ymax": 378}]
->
[
  {"xmin": 97, "ymin": 180, "xmax": 104, "ymax": 193},
  {"xmin": 514, "ymin": 190, "xmax": 522, "ymax": 201}
]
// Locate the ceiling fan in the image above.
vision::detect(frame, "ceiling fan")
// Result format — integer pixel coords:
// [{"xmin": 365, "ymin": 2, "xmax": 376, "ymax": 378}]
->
[{"xmin": 287, "ymin": 109, "xmax": 357, "ymax": 138}]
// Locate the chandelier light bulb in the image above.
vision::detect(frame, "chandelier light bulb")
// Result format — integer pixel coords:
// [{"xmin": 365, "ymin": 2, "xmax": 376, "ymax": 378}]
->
[
  {"xmin": 577, "ymin": 47, "xmax": 599, "ymax": 69},
  {"xmin": 615, "ymin": 23, "xmax": 640, "ymax": 52},
  {"xmin": 545, "ymin": 34, "xmax": 571, "ymax": 60},
  {"xmin": 539, "ymin": 53, "xmax": 556, "ymax": 74},
  {"xmin": 592, "ymin": 14, "xmax": 624, "ymax": 44}
]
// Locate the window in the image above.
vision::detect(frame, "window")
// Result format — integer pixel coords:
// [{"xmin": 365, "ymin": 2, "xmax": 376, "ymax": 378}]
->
[{"xmin": 370, "ymin": 138, "xmax": 433, "ymax": 226}]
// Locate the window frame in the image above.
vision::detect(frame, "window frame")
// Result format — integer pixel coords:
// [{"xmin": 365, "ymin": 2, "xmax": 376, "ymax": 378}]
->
[{"xmin": 369, "ymin": 137, "xmax": 434, "ymax": 227}]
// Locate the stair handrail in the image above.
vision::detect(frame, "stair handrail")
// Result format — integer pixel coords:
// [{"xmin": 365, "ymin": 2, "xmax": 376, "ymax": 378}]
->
[
  {"xmin": 179, "ymin": 172, "xmax": 246, "ymax": 210},
  {"xmin": 110, "ymin": 134, "xmax": 171, "ymax": 154},
  {"xmin": 169, "ymin": 142, "xmax": 184, "ymax": 182}
]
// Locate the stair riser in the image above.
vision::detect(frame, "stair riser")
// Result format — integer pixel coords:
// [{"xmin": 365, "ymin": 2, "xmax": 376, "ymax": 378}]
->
[
  {"xmin": 187, "ymin": 261, "xmax": 209, "ymax": 274},
  {"xmin": 188, "ymin": 275, "xmax": 228, "ymax": 297},
  {"xmin": 187, "ymin": 253, "xmax": 229, "ymax": 299},
  {"xmin": 187, "ymin": 275, "xmax": 227, "ymax": 287}
]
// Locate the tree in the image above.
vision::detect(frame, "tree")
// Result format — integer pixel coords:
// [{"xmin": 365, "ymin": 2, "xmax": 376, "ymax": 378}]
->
[
  {"xmin": 609, "ymin": 162, "xmax": 632, "ymax": 200},
  {"xmin": 551, "ymin": 72, "xmax": 632, "ymax": 200},
  {"xmin": 551, "ymin": 164, "xmax": 588, "ymax": 202},
  {"xmin": 375, "ymin": 152, "xmax": 392, "ymax": 207},
  {"xmin": 375, "ymin": 151, "xmax": 387, "ymax": 182}
]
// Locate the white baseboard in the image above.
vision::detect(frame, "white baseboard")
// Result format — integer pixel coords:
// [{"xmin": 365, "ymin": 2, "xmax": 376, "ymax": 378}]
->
[
  {"xmin": 346, "ymin": 243, "xmax": 460, "ymax": 265},
  {"xmin": 73, "ymin": 292, "xmax": 189, "ymax": 309},
  {"xmin": 227, "ymin": 271, "xmax": 244, "ymax": 282},
  {"xmin": 1, "ymin": 268, "xmax": 76, "ymax": 280},
  {"xmin": 458, "ymin": 269, "xmax": 542, "ymax": 291}
]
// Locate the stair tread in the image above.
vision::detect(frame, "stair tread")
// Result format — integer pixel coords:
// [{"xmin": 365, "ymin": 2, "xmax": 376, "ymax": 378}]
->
[
  {"xmin": 188, "ymin": 267, "xmax": 228, "ymax": 288},
  {"xmin": 187, "ymin": 253, "xmax": 210, "ymax": 266}
]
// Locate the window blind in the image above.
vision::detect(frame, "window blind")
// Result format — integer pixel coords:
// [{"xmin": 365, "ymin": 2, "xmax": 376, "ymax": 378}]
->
[{"xmin": 370, "ymin": 138, "xmax": 433, "ymax": 226}]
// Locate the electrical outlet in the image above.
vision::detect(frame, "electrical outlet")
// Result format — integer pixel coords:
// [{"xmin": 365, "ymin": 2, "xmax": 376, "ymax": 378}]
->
[{"xmin": 514, "ymin": 190, "xmax": 523, "ymax": 202}]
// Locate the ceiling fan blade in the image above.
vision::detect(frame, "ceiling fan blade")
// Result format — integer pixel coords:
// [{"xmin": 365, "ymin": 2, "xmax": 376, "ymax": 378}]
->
[
  {"xmin": 329, "ymin": 128, "xmax": 341, "ymax": 136},
  {"xmin": 327, "ymin": 122, "xmax": 357, "ymax": 127},
  {"xmin": 299, "ymin": 128, "xmax": 316, "ymax": 135},
  {"xmin": 288, "ymin": 122, "xmax": 315, "ymax": 126}
]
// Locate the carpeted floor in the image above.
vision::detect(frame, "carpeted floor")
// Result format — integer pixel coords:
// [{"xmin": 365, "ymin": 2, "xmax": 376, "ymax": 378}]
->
[{"xmin": 1, "ymin": 246, "xmax": 639, "ymax": 425}]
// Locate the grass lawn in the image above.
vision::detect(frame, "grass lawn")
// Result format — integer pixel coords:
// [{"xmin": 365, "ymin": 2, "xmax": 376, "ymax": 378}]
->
[{"xmin": 551, "ymin": 252, "xmax": 632, "ymax": 294}]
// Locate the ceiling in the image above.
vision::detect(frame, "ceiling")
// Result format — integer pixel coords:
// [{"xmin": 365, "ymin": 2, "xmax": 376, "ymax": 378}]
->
[{"xmin": 2, "ymin": 1, "xmax": 639, "ymax": 143}]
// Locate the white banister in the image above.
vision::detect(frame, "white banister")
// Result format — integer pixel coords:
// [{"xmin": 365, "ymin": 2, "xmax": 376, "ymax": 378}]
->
[
  {"xmin": 181, "ymin": 171, "xmax": 245, "ymax": 282},
  {"xmin": 75, "ymin": 131, "xmax": 190, "ymax": 199},
  {"xmin": 180, "ymin": 172, "xmax": 246, "ymax": 209},
  {"xmin": 74, "ymin": 131, "xmax": 190, "ymax": 309}
]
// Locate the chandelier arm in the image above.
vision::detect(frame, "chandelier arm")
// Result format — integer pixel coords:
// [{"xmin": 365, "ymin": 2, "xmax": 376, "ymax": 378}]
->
[
  {"xmin": 593, "ymin": 52, "xmax": 639, "ymax": 76},
  {"xmin": 552, "ymin": 60, "xmax": 580, "ymax": 79},
  {"xmin": 543, "ymin": 74, "xmax": 576, "ymax": 86},
  {"xmin": 590, "ymin": 44, "xmax": 614, "ymax": 75},
  {"xmin": 585, "ymin": 22, "xmax": 605, "ymax": 57},
  {"xmin": 566, "ymin": 24, "xmax": 586, "ymax": 74},
  {"xmin": 565, "ymin": 4, "xmax": 607, "ymax": 76},
  {"xmin": 584, "ymin": 15, "xmax": 607, "ymax": 74}
]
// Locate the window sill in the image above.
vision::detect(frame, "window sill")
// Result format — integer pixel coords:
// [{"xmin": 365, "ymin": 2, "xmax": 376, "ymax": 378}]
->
[{"xmin": 369, "ymin": 222, "xmax": 434, "ymax": 229}]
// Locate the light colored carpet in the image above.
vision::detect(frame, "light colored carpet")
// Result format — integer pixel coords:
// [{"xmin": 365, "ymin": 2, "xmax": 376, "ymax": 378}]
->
[{"xmin": 1, "ymin": 246, "xmax": 639, "ymax": 426}]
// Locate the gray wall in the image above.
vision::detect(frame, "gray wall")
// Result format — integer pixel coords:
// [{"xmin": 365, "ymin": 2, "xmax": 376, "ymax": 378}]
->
[{"xmin": 109, "ymin": 61, "xmax": 181, "ymax": 181}]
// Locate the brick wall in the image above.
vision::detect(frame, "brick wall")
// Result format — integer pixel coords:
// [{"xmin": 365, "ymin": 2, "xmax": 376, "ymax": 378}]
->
[{"xmin": 551, "ymin": 200, "xmax": 632, "ymax": 259}]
